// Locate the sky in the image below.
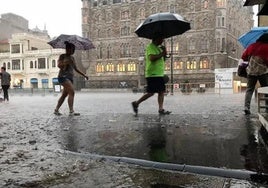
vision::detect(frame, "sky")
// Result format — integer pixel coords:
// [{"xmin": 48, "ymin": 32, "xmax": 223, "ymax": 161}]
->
[
  {"xmin": 0, "ymin": 1, "xmax": 259, "ymax": 38},
  {"xmin": 0, "ymin": 0, "xmax": 82, "ymax": 38}
]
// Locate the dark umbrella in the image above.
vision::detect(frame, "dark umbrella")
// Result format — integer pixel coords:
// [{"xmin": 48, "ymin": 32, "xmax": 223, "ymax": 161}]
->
[
  {"xmin": 135, "ymin": 12, "xmax": 191, "ymax": 39},
  {"xmin": 258, "ymin": 1, "xmax": 268, "ymax": 15},
  {"xmin": 243, "ymin": 0, "xmax": 266, "ymax": 6},
  {"xmin": 48, "ymin": 34, "xmax": 95, "ymax": 50}
]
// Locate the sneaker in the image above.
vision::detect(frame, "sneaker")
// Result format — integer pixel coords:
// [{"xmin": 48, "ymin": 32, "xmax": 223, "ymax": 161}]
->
[
  {"xmin": 158, "ymin": 109, "xmax": 171, "ymax": 115},
  {"xmin": 69, "ymin": 111, "xmax": 80, "ymax": 116},
  {"xmin": 244, "ymin": 109, "xmax": 251, "ymax": 115},
  {"xmin": 131, "ymin": 101, "xmax": 138, "ymax": 114},
  {"xmin": 54, "ymin": 110, "xmax": 62, "ymax": 116}
]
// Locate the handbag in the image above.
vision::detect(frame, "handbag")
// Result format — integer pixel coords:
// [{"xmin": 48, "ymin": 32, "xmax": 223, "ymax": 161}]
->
[
  {"xmin": 247, "ymin": 56, "xmax": 267, "ymax": 76},
  {"xmin": 237, "ymin": 59, "xmax": 248, "ymax": 78}
]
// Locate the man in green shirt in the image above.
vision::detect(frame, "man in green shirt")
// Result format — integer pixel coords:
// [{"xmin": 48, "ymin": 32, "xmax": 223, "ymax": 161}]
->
[{"xmin": 132, "ymin": 37, "xmax": 171, "ymax": 115}]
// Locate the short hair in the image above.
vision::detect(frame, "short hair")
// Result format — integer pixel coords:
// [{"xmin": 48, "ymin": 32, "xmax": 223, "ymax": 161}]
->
[{"xmin": 1, "ymin": 67, "xmax": 6, "ymax": 71}]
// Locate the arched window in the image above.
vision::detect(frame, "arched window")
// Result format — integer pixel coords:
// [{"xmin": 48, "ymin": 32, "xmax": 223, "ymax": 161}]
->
[
  {"xmin": 106, "ymin": 63, "xmax": 114, "ymax": 72},
  {"xmin": 186, "ymin": 60, "xmax": 197, "ymax": 70},
  {"xmin": 3, "ymin": 62, "xmax": 6, "ymax": 68},
  {"xmin": 117, "ymin": 63, "xmax": 126, "ymax": 72},
  {"xmin": 174, "ymin": 61, "xmax": 183, "ymax": 70},
  {"xmin": 127, "ymin": 62, "xmax": 136, "ymax": 72},
  {"xmin": 200, "ymin": 59, "xmax": 209, "ymax": 69},
  {"xmin": 96, "ymin": 63, "xmax": 104, "ymax": 73}
]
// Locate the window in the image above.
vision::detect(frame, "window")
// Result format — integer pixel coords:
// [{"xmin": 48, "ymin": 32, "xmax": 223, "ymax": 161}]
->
[
  {"xmin": 217, "ymin": 0, "xmax": 225, "ymax": 7},
  {"xmin": 203, "ymin": 0, "xmax": 208, "ymax": 9},
  {"xmin": 200, "ymin": 59, "xmax": 209, "ymax": 69},
  {"xmin": 113, "ymin": 0, "xmax": 121, "ymax": 3},
  {"xmin": 107, "ymin": 45, "xmax": 112, "ymax": 59},
  {"xmin": 11, "ymin": 44, "xmax": 20, "ymax": 53},
  {"xmin": 97, "ymin": 46, "xmax": 103, "ymax": 59},
  {"xmin": 127, "ymin": 62, "xmax": 136, "ymax": 72},
  {"xmin": 93, "ymin": 0, "xmax": 98, "ymax": 6},
  {"xmin": 169, "ymin": 4, "xmax": 176, "ymax": 13},
  {"xmin": 140, "ymin": 8, "xmax": 145, "ymax": 18},
  {"xmin": 12, "ymin": 59, "xmax": 20, "ymax": 70},
  {"xmin": 189, "ymin": 39, "xmax": 196, "ymax": 52},
  {"xmin": 30, "ymin": 61, "xmax": 34, "ymax": 68},
  {"xmin": 121, "ymin": 10, "xmax": 129, "ymax": 20},
  {"xmin": 106, "ymin": 63, "xmax": 114, "ymax": 72},
  {"xmin": 151, "ymin": 7, "xmax": 157, "ymax": 14},
  {"xmin": 52, "ymin": 60, "xmax": 56, "ymax": 68},
  {"xmin": 174, "ymin": 61, "xmax": 183, "ymax": 70},
  {"xmin": 139, "ymin": 43, "xmax": 145, "ymax": 57},
  {"xmin": 121, "ymin": 26, "xmax": 130, "ymax": 36},
  {"xmin": 200, "ymin": 39, "xmax": 208, "ymax": 53},
  {"xmin": 3, "ymin": 62, "xmax": 6, "ymax": 68},
  {"xmin": 7, "ymin": 62, "xmax": 10, "ymax": 69},
  {"xmin": 117, "ymin": 63, "xmax": 126, "ymax": 72},
  {"xmin": 120, "ymin": 43, "xmax": 131, "ymax": 58},
  {"xmin": 96, "ymin": 63, "xmax": 104, "ymax": 73},
  {"xmin": 38, "ymin": 58, "xmax": 46, "ymax": 69},
  {"xmin": 186, "ymin": 60, "xmax": 197, "ymax": 70}
]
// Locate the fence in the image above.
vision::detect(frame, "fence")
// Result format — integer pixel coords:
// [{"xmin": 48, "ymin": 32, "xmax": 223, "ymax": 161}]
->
[{"xmin": 165, "ymin": 82, "xmax": 221, "ymax": 95}]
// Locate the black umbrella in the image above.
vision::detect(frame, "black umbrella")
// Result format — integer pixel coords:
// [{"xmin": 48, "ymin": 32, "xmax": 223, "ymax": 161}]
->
[
  {"xmin": 135, "ymin": 12, "xmax": 191, "ymax": 39},
  {"xmin": 243, "ymin": 0, "xmax": 266, "ymax": 6},
  {"xmin": 48, "ymin": 34, "xmax": 95, "ymax": 50},
  {"xmin": 258, "ymin": 1, "xmax": 268, "ymax": 15}
]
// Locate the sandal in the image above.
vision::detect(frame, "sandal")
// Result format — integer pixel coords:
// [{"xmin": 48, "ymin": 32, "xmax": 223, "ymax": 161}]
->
[
  {"xmin": 54, "ymin": 110, "xmax": 62, "ymax": 116},
  {"xmin": 158, "ymin": 109, "xmax": 171, "ymax": 115},
  {"xmin": 69, "ymin": 111, "xmax": 80, "ymax": 116},
  {"xmin": 131, "ymin": 101, "xmax": 138, "ymax": 114}
]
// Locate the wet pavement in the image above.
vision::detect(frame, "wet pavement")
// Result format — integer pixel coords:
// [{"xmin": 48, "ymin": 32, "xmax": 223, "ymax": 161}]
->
[{"xmin": 0, "ymin": 91, "xmax": 268, "ymax": 187}]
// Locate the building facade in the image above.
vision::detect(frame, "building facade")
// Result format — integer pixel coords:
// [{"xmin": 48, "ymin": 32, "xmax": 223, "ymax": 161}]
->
[
  {"xmin": 81, "ymin": 0, "xmax": 254, "ymax": 89},
  {"xmin": 0, "ymin": 33, "xmax": 63, "ymax": 89}
]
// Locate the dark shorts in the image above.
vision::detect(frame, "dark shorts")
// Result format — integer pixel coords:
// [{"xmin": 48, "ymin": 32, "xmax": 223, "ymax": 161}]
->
[
  {"xmin": 58, "ymin": 77, "xmax": 73, "ymax": 84},
  {"xmin": 146, "ymin": 77, "xmax": 166, "ymax": 93}
]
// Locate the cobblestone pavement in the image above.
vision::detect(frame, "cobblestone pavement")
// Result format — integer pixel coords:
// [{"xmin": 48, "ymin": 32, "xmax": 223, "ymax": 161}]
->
[{"xmin": 0, "ymin": 91, "xmax": 267, "ymax": 187}]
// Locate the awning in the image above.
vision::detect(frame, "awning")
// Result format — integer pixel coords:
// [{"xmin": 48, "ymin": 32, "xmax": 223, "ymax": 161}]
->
[
  {"xmin": 42, "ymin": 79, "xmax": 48, "ymax": 83},
  {"xmin": 30, "ymin": 78, "xmax": 38, "ymax": 83},
  {"xmin": 52, "ymin": 78, "xmax": 58, "ymax": 83}
]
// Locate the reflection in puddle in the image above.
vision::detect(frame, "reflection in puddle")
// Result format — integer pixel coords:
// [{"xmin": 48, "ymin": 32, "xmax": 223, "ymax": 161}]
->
[{"xmin": 60, "ymin": 114, "xmax": 268, "ymax": 175}]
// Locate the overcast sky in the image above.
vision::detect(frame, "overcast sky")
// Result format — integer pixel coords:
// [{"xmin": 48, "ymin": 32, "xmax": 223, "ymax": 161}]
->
[
  {"xmin": 0, "ymin": 1, "xmax": 259, "ymax": 38},
  {"xmin": 0, "ymin": 0, "xmax": 82, "ymax": 38}
]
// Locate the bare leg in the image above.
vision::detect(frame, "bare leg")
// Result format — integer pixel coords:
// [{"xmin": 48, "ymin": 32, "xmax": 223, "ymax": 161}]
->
[
  {"xmin": 55, "ymin": 80, "xmax": 73, "ymax": 112},
  {"xmin": 67, "ymin": 83, "xmax": 75, "ymax": 112},
  {"xmin": 158, "ymin": 91, "xmax": 165, "ymax": 110},
  {"xmin": 55, "ymin": 88, "xmax": 68, "ymax": 111},
  {"xmin": 136, "ymin": 93, "xmax": 154, "ymax": 105}
]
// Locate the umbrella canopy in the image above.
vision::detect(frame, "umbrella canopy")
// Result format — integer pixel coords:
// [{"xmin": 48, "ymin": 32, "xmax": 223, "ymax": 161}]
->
[
  {"xmin": 48, "ymin": 34, "xmax": 95, "ymax": 50},
  {"xmin": 238, "ymin": 27, "xmax": 268, "ymax": 48},
  {"xmin": 258, "ymin": 1, "xmax": 268, "ymax": 15},
  {"xmin": 243, "ymin": 0, "xmax": 266, "ymax": 6},
  {"xmin": 135, "ymin": 12, "xmax": 191, "ymax": 39}
]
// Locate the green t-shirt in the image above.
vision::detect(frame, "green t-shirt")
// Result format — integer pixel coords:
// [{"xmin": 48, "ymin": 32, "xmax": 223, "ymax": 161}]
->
[{"xmin": 145, "ymin": 43, "xmax": 165, "ymax": 78}]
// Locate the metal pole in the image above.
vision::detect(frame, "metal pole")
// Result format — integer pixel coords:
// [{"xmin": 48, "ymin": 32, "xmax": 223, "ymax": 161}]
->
[{"xmin": 170, "ymin": 37, "xmax": 174, "ymax": 95}]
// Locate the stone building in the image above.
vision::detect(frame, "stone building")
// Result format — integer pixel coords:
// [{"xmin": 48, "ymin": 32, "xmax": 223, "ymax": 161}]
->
[
  {"xmin": 0, "ymin": 33, "xmax": 63, "ymax": 89},
  {"xmin": 0, "ymin": 13, "xmax": 86, "ymax": 90},
  {"xmin": 81, "ymin": 0, "xmax": 254, "ymax": 89}
]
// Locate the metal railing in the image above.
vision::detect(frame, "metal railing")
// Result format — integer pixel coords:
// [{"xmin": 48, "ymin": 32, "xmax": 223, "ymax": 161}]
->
[{"xmin": 165, "ymin": 82, "xmax": 221, "ymax": 95}]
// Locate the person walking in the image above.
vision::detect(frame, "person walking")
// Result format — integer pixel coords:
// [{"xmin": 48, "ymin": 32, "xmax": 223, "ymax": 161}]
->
[
  {"xmin": 241, "ymin": 33, "xmax": 268, "ymax": 115},
  {"xmin": 0, "ymin": 67, "xmax": 11, "ymax": 102},
  {"xmin": 54, "ymin": 42, "xmax": 88, "ymax": 116},
  {"xmin": 131, "ymin": 37, "xmax": 171, "ymax": 115}
]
